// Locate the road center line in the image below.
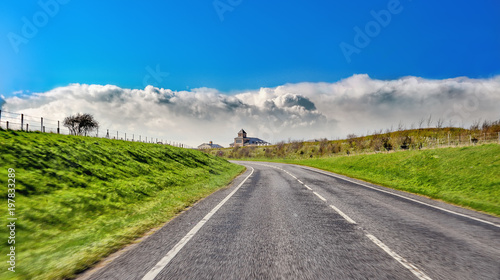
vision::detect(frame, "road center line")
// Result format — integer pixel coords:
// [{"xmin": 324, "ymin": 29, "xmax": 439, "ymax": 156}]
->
[
  {"xmin": 141, "ymin": 167, "xmax": 255, "ymax": 280},
  {"xmin": 313, "ymin": 191, "xmax": 327, "ymax": 202},
  {"xmin": 329, "ymin": 205, "xmax": 357, "ymax": 224},
  {"xmin": 250, "ymin": 163, "xmax": 432, "ymax": 279},
  {"xmin": 300, "ymin": 166, "xmax": 500, "ymax": 228},
  {"xmin": 365, "ymin": 233, "xmax": 433, "ymax": 280}
]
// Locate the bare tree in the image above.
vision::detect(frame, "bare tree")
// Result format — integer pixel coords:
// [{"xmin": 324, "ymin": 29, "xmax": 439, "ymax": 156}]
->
[
  {"xmin": 418, "ymin": 118, "xmax": 425, "ymax": 129},
  {"xmin": 470, "ymin": 119, "xmax": 481, "ymax": 131},
  {"xmin": 426, "ymin": 115, "xmax": 433, "ymax": 128},
  {"xmin": 63, "ymin": 113, "xmax": 99, "ymax": 136},
  {"xmin": 435, "ymin": 118, "xmax": 444, "ymax": 129},
  {"xmin": 397, "ymin": 121, "xmax": 405, "ymax": 131}
]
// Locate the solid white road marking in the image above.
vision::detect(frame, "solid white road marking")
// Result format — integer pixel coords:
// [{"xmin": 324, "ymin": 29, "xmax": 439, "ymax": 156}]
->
[
  {"xmin": 299, "ymin": 166, "xmax": 500, "ymax": 228},
  {"xmin": 365, "ymin": 233, "xmax": 433, "ymax": 280},
  {"xmin": 297, "ymin": 180, "xmax": 303, "ymax": 184},
  {"xmin": 329, "ymin": 205, "xmax": 357, "ymax": 224},
  {"xmin": 141, "ymin": 167, "xmax": 255, "ymax": 280},
  {"xmin": 304, "ymin": 184, "xmax": 312, "ymax": 190},
  {"xmin": 313, "ymin": 192, "xmax": 327, "ymax": 202}
]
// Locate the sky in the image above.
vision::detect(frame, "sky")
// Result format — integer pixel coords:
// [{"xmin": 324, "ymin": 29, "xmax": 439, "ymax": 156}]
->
[{"xmin": 1, "ymin": 0, "xmax": 499, "ymax": 147}]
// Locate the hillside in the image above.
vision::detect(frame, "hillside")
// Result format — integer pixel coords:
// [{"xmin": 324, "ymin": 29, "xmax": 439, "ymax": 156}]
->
[
  {"xmin": 207, "ymin": 124, "xmax": 500, "ymax": 159},
  {"xmin": 0, "ymin": 129, "xmax": 244, "ymax": 280}
]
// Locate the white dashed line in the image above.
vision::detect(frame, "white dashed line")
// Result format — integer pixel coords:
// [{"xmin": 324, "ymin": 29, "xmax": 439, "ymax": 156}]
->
[
  {"xmin": 365, "ymin": 233, "xmax": 433, "ymax": 280},
  {"xmin": 329, "ymin": 205, "xmax": 357, "ymax": 224},
  {"xmin": 142, "ymin": 167, "xmax": 255, "ymax": 280},
  {"xmin": 250, "ymin": 162, "xmax": 433, "ymax": 280},
  {"xmin": 299, "ymin": 166, "xmax": 500, "ymax": 228},
  {"xmin": 313, "ymin": 192, "xmax": 327, "ymax": 202}
]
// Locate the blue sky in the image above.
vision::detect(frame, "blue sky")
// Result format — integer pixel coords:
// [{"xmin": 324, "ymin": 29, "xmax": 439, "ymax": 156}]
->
[{"xmin": 1, "ymin": 0, "xmax": 499, "ymax": 97}]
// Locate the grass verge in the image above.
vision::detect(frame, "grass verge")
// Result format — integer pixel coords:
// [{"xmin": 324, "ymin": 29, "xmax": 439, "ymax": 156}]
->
[
  {"xmin": 246, "ymin": 144, "xmax": 500, "ymax": 216},
  {"xmin": 0, "ymin": 130, "xmax": 244, "ymax": 280}
]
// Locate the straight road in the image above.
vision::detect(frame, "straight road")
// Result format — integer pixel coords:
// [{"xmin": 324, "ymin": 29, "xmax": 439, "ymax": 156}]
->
[{"xmin": 81, "ymin": 161, "xmax": 500, "ymax": 280}]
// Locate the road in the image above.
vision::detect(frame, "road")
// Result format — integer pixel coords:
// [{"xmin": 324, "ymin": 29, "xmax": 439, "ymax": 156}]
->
[{"xmin": 80, "ymin": 161, "xmax": 500, "ymax": 280}]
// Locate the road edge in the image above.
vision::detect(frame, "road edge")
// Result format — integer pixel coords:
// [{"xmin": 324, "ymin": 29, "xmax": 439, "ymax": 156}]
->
[{"xmin": 75, "ymin": 166, "xmax": 248, "ymax": 280}]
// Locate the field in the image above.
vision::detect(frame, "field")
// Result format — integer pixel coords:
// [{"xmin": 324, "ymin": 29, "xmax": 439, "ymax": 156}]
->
[
  {"xmin": 257, "ymin": 144, "xmax": 500, "ymax": 217},
  {"xmin": 0, "ymin": 129, "xmax": 244, "ymax": 280}
]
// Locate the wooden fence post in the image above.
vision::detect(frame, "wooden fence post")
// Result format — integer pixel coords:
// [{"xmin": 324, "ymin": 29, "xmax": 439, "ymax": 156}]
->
[
  {"xmin": 26, "ymin": 123, "xmax": 29, "ymax": 131},
  {"xmin": 21, "ymin": 114, "xmax": 24, "ymax": 131},
  {"xmin": 41, "ymin": 117, "xmax": 43, "ymax": 132},
  {"xmin": 6, "ymin": 121, "xmax": 9, "ymax": 130},
  {"xmin": 57, "ymin": 121, "xmax": 60, "ymax": 134}
]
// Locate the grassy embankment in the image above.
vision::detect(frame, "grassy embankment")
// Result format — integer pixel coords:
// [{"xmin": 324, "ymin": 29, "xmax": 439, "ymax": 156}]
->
[
  {"xmin": 0, "ymin": 129, "xmax": 244, "ymax": 280},
  {"xmin": 209, "ymin": 125, "xmax": 500, "ymax": 160},
  {"xmin": 250, "ymin": 144, "xmax": 500, "ymax": 217}
]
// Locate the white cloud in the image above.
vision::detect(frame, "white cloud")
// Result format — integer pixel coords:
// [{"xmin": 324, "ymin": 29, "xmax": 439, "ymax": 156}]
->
[{"xmin": 2, "ymin": 74, "xmax": 500, "ymax": 147}]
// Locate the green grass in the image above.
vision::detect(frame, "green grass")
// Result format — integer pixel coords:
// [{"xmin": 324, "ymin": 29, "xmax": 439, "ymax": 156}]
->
[
  {"xmin": 0, "ymin": 130, "xmax": 244, "ymax": 280},
  {"xmin": 250, "ymin": 144, "xmax": 500, "ymax": 216}
]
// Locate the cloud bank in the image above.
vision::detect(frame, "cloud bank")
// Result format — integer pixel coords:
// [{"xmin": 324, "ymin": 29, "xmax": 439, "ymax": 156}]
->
[{"xmin": 2, "ymin": 74, "xmax": 500, "ymax": 147}]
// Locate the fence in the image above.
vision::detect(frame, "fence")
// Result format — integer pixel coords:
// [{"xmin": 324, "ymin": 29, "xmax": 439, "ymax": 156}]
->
[
  {"xmin": 332, "ymin": 130, "xmax": 500, "ymax": 157},
  {"xmin": 0, "ymin": 110, "xmax": 193, "ymax": 149}
]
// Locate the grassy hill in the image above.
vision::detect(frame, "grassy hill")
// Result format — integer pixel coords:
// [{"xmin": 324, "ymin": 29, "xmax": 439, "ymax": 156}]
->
[
  {"xmin": 209, "ymin": 125, "xmax": 500, "ymax": 159},
  {"xmin": 0, "ymin": 129, "xmax": 244, "ymax": 280}
]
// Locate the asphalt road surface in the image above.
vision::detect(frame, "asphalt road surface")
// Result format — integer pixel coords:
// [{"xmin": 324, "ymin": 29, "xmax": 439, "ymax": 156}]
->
[{"xmin": 80, "ymin": 161, "xmax": 500, "ymax": 280}]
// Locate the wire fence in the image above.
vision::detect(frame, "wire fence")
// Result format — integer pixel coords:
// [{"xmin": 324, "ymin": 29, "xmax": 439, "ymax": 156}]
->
[
  {"xmin": 0, "ymin": 110, "xmax": 194, "ymax": 149},
  {"xmin": 343, "ymin": 132, "xmax": 500, "ymax": 152},
  {"xmin": 319, "ymin": 130, "xmax": 500, "ymax": 157}
]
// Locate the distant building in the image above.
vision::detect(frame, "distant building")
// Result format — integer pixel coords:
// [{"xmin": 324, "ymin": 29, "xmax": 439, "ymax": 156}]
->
[
  {"xmin": 230, "ymin": 129, "xmax": 270, "ymax": 147},
  {"xmin": 198, "ymin": 141, "xmax": 224, "ymax": 149}
]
